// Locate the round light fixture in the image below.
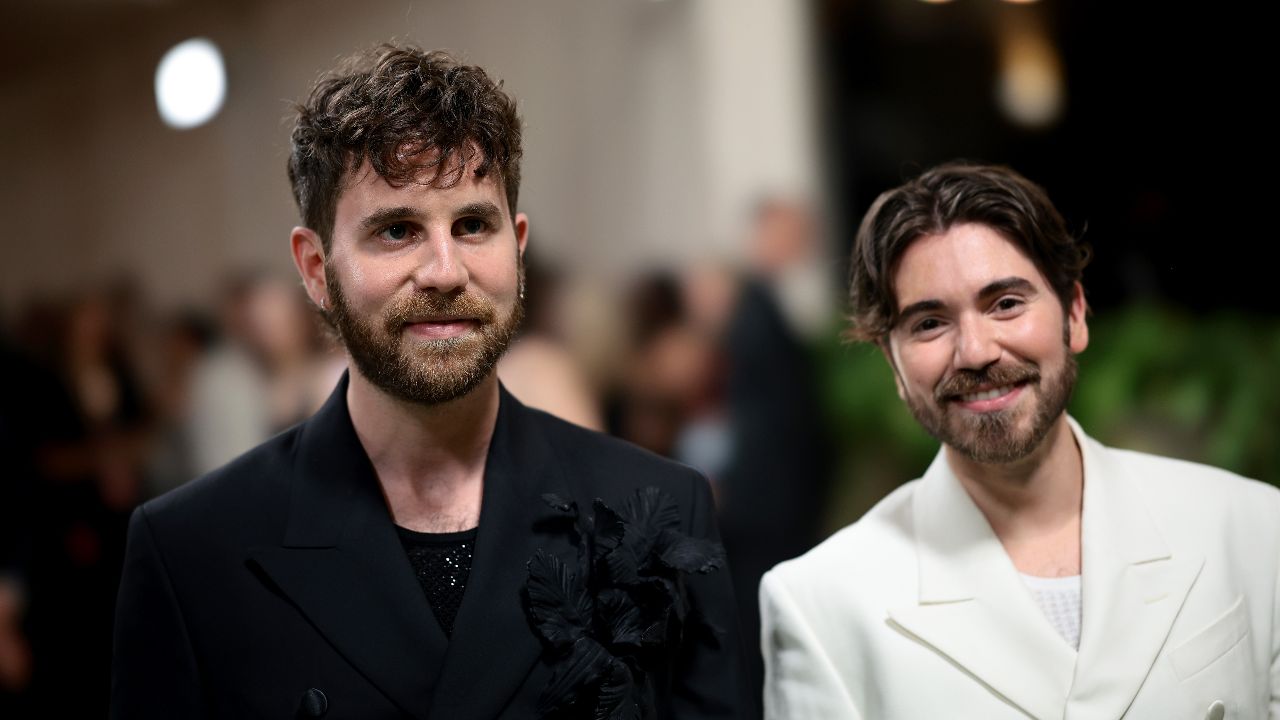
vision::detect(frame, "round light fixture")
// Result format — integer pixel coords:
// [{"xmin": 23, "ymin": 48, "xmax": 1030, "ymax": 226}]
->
[
  {"xmin": 996, "ymin": 30, "xmax": 1064, "ymax": 129},
  {"xmin": 155, "ymin": 38, "xmax": 226, "ymax": 129}
]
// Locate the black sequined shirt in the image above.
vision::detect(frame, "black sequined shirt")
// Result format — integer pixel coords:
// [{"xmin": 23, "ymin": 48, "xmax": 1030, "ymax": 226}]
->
[{"xmin": 395, "ymin": 525, "xmax": 478, "ymax": 638}]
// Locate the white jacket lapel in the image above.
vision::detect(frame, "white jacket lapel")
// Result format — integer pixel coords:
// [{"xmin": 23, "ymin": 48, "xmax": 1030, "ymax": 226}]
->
[
  {"xmin": 888, "ymin": 450, "xmax": 1076, "ymax": 720},
  {"xmin": 1065, "ymin": 419, "xmax": 1203, "ymax": 719}
]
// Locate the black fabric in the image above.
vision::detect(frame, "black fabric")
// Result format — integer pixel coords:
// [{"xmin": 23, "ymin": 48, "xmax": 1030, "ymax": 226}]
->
[
  {"xmin": 719, "ymin": 279, "xmax": 831, "ymax": 701},
  {"xmin": 111, "ymin": 374, "xmax": 755, "ymax": 719},
  {"xmin": 396, "ymin": 526, "xmax": 477, "ymax": 638}
]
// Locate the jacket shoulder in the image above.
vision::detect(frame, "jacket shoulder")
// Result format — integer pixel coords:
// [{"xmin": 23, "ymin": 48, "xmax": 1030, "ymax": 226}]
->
[
  {"xmin": 140, "ymin": 424, "xmax": 298, "ymax": 542},
  {"xmin": 1106, "ymin": 445, "xmax": 1280, "ymax": 536},
  {"xmin": 766, "ymin": 479, "xmax": 919, "ymax": 598},
  {"xmin": 1108, "ymin": 445, "xmax": 1268, "ymax": 491},
  {"xmin": 525, "ymin": 405, "xmax": 707, "ymax": 495}
]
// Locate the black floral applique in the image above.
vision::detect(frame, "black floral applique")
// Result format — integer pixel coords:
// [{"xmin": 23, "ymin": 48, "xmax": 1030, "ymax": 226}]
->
[{"xmin": 524, "ymin": 486, "xmax": 725, "ymax": 719}]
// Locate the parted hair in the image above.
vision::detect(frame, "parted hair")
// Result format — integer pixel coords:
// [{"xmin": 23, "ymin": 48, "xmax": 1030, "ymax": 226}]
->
[
  {"xmin": 847, "ymin": 162, "xmax": 1090, "ymax": 343},
  {"xmin": 287, "ymin": 45, "xmax": 523, "ymax": 250}
]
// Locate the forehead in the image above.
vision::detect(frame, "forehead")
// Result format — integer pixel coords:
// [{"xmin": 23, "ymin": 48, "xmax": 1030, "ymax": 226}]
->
[{"xmin": 892, "ymin": 223, "xmax": 1048, "ymax": 307}]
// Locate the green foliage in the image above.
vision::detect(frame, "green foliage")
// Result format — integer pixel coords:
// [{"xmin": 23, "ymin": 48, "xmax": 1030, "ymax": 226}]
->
[{"xmin": 1073, "ymin": 305, "xmax": 1280, "ymax": 482}]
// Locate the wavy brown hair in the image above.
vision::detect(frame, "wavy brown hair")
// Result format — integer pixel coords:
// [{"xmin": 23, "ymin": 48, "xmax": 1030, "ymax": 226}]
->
[
  {"xmin": 847, "ymin": 162, "xmax": 1091, "ymax": 344},
  {"xmin": 287, "ymin": 45, "xmax": 523, "ymax": 251}
]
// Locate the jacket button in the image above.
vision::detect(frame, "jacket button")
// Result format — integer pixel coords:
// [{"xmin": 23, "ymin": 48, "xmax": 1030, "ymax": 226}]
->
[
  {"xmin": 298, "ymin": 688, "xmax": 328, "ymax": 717},
  {"xmin": 1205, "ymin": 700, "xmax": 1225, "ymax": 720}
]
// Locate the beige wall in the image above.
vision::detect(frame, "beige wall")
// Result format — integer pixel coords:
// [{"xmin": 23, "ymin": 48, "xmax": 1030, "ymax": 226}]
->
[{"xmin": 1, "ymin": 0, "xmax": 819, "ymax": 313}]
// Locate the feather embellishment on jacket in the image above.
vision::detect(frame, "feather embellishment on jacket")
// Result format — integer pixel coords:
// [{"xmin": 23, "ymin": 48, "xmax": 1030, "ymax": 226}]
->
[{"xmin": 525, "ymin": 487, "xmax": 725, "ymax": 719}]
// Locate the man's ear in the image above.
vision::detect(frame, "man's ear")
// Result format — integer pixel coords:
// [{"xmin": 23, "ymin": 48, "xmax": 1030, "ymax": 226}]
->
[
  {"xmin": 513, "ymin": 212, "xmax": 529, "ymax": 259},
  {"xmin": 1067, "ymin": 281, "xmax": 1089, "ymax": 354},
  {"xmin": 290, "ymin": 227, "xmax": 328, "ymax": 309},
  {"xmin": 879, "ymin": 337, "xmax": 907, "ymax": 402}
]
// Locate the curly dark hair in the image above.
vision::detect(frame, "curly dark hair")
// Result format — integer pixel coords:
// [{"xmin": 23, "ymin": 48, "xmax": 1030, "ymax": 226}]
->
[
  {"xmin": 847, "ymin": 162, "xmax": 1091, "ymax": 344},
  {"xmin": 287, "ymin": 45, "xmax": 523, "ymax": 251}
]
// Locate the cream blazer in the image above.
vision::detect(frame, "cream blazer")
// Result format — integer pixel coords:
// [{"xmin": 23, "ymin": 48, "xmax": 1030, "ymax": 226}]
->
[{"xmin": 761, "ymin": 419, "xmax": 1280, "ymax": 719}]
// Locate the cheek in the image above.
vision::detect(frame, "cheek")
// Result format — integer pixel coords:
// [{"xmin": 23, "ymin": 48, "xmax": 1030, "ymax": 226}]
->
[
  {"xmin": 895, "ymin": 346, "xmax": 951, "ymax": 397},
  {"xmin": 1005, "ymin": 312, "xmax": 1067, "ymax": 360},
  {"xmin": 344, "ymin": 261, "xmax": 367, "ymax": 288},
  {"xmin": 467, "ymin": 246, "xmax": 520, "ymax": 296},
  {"xmin": 332, "ymin": 257, "xmax": 400, "ymax": 312}
]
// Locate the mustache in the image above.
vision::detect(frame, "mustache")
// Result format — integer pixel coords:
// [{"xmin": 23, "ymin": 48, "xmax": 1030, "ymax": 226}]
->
[
  {"xmin": 935, "ymin": 362, "xmax": 1040, "ymax": 402},
  {"xmin": 381, "ymin": 291, "xmax": 497, "ymax": 334}
]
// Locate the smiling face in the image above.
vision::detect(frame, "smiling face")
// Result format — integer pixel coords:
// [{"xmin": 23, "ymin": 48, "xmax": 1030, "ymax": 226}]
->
[
  {"xmin": 296, "ymin": 155, "xmax": 527, "ymax": 405},
  {"xmin": 885, "ymin": 223, "xmax": 1088, "ymax": 464}
]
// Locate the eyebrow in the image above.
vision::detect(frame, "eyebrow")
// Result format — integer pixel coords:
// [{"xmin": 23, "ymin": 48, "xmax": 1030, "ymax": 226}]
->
[
  {"xmin": 977, "ymin": 276, "xmax": 1037, "ymax": 299},
  {"xmin": 455, "ymin": 201, "xmax": 504, "ymax": 227},
  {"xmin": 357, "ymin": 201, "xmax": 506, "ymax": 233},
  {"xmin": 358, "ymin": 206, "xmax": 424, "ymax": 233},
  {"xmin": 896, "ymin": 299, "xmax": 944, "ymax": 325},
  {"xmin": 895, "ymin": 277, "xmax": 1038, "ymax": 326}
]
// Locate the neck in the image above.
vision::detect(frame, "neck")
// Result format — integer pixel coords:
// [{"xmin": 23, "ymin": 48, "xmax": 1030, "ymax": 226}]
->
[
  {"xmin": 946, "ymin": 415, "xmax": 1084, "ymax": 576},
  {"xmin": 346, "ymin": 369, "xmax": 499, "ymax": 532}
]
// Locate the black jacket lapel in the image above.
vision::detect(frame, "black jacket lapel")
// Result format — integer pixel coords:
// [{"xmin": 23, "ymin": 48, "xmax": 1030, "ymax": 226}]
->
[
  {"xmin": 247, "ymin": 377, "xmax": 446, "ymax": 720},
  {"xmin": 426, "ymin": 387, "xmax": 577, "ymax": 719}
]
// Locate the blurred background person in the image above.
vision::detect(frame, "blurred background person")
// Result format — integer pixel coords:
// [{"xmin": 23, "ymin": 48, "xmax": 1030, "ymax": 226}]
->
[
  {"xmin": 16, "ymin": 291, "xmax": 150, "ymax": 715},
  {"xmin": 141, "ymin": 309, "xmax": 217, "ymax": 495},
  {"xmin": 0, "ymin": 328, "xmax": 40, "ymax": 717},
  {"xmin": 497, "ymin": 254, "xmax": 605, "ymax": 431},
  {"xmin": 712, "ymin": 198, "xmax": 833, "ymax": 694},
  {"xmin": 183, "ymin": 273, "xmax": 273, "ymax": 477},
  {"xmin": 185, "ymin": 273, "xmax": 345, "ymax": 479},
  {"xmin": 607, "ymin": 273, "xmax": 724, "ymax": 461}
]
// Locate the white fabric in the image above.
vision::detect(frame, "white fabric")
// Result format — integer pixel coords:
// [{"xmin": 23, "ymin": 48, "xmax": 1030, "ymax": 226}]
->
[
  {"xmin": 1020, "ymin": 573, "xmax": 1082, "ymax": 650},
  {"xmin": 761, "ymin": 417, "xmax": 1280, "ymax": 720}
]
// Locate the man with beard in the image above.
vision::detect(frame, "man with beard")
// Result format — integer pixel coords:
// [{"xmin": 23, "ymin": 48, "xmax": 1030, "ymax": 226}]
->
[
  {"xmin": 760, "ymin": 163, "xmax": 1280, "ymax": 719},
  {"xmin": 112, "ymin": 46, "xmax": 751, "ymax": 719}
]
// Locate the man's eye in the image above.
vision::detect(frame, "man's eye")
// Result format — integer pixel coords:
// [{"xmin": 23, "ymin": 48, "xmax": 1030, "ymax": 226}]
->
[
  {"xmin": 381, "ymin": 223, "xmax": 411, "ymax": 242},
  {"xmin": 993, "ymin": 297, "xmax": 1023, "ymax": 312},
  {"xmin": 913, "ymin": 318, "xmax": 942, "ymax": 334},
  {"xmin": 455, "ymin": 217, "xmax": 488, "ymax": 236}
]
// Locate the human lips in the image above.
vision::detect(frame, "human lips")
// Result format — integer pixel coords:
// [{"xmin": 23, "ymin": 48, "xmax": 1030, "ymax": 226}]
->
[
  {"xmin": 383, "ymin": 290, "xmax": 498, "ymax": 340},
  {"xmin": 403, "ymin": 317, "xmax": 480, "ymax": 340},
  {"xmin": 936, "ymin": 363, "xmax": 1039, "ymax": 413},
  {"xmin": 952, "ymin": 383, "xmax": 1025, "ymax": 412},
  {"xmin": 959, "ymin": 385, "xmax": 1018, "ymax": 403}
]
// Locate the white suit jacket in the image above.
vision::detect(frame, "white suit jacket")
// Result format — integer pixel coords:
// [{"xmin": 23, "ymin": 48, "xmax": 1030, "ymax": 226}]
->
[{"xmin": 761, "ymin": 419, "xmax": 1280, "ymax": 719}]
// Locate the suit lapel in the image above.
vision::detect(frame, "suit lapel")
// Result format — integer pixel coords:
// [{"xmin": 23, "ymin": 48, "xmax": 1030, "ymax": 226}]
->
[
  {"xmin": 1064, "ymin": 419, "xmax": 1202, "ymax": 720},
  {"xmin": 247, "ymin": 376, "xmax": 445, "ymax": 720},
  {"xmin": 888, "ymin": 450, "xmax": 1076, "ymax": 720},
  {"xmin": 426, "ymin": 387, "xmax": 577, "ymax": 719}
]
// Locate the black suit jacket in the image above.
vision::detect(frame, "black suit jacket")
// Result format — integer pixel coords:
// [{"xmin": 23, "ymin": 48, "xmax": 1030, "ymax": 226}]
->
[{"xmin": 111, "ymin": 377, "xmax": 752, "ymax": 719}]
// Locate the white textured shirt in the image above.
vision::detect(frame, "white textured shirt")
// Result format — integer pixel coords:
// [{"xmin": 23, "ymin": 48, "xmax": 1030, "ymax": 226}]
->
[{"xmin": 1020, "ymin": 573, "xmax": 1082, "ymax": 650}]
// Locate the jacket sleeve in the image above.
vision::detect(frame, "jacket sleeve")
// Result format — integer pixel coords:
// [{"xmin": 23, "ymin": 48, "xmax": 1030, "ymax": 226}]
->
[
  {"xmin": 111, "ymin": 505, "xmax": 207, "ymax": 719},
  {"xmin": 759, "ymin": 570, "xmax": 861, "ymax": 720},
  {"xmin": 669, "ymin": 471, "xmax": 759, "ymax": 719},
  {"xmin": 1271, "ymin": 504, "xmax": 1280, "ymax": 720}
]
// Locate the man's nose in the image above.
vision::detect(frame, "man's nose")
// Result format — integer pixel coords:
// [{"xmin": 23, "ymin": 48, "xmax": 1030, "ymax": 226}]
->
[
  {"xmin": 953, "ymin": 314, "xmax": 1002, "ymax": 370},
  {"xmin": 411, "ymin": 231, "xmax": 468, "ymax": 293}
]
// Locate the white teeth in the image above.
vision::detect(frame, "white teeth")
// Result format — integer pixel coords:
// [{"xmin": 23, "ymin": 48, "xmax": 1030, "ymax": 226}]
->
[{"xmin": 961, "ymin": 385, "xmax": 1013, "ymax": 403}]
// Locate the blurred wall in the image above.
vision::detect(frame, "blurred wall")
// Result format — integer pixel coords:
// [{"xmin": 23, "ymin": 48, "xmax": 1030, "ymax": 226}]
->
[{"xmin": 0, "ymin": 0, "xmax": 820, "ymax": 314}]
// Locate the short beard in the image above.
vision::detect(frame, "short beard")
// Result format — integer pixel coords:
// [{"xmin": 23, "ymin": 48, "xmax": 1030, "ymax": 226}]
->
[
  {"xmin": 323, "ymin": 263, "xmax": 524, "ymax": 405},
  {"xmin": 905, "ymin": 349, "xmax": 1077, "ymax": 465}
]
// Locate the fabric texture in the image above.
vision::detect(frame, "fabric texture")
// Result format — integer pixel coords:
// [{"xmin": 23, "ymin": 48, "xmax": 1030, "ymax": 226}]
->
[
  {"xmin": 397, "ymin": 526, "xmax": 478, "ymax": 638},
  {"xmin": 1019, "ymin": 573, "xmax": 1082, "ymax": 650}
]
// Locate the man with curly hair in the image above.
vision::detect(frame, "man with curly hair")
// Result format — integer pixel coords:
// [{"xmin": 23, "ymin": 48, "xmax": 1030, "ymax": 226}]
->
[
  {"xmin": 112, "ymin": 46, "xmax": 752, "ymax": 719},
  {"xmin": 761, "ymin": 163, "xmax": 1280, "ymax": 719}
]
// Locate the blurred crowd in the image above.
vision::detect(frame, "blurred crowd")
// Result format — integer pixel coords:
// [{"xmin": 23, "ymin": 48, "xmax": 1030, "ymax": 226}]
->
[
  {"xmin": 0, "ymin": 271, "xmax": 348, "ymax": 714},
  {"xmin": 0, "ymin": 199, "xmax": 839, "ymax": 714}
]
